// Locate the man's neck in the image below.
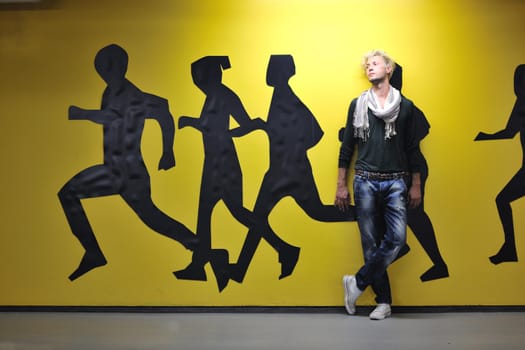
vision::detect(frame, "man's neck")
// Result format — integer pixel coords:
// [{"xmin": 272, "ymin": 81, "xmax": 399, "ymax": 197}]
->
[{"xmin": 371, "ymin": 80, "xmax": 391, "ymax": 108}]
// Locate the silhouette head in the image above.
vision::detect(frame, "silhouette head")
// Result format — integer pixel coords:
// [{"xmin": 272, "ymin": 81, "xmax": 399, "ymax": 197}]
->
[
  {"xmin": 514, "ymin": 64, "xmax": 525, "ymax": 98},
  {"xmin": 191, "ymin": 56, "xmax": 231, "ymax": 93},
  {"xmin": 94, "ymin": 44, "xmax": 128, "ymax": 88},
  {"xmin": 390, "ymin": 64, "xmax": 403, "ymax": 92},
  {"xmin": 266, "ymin": 55, "xmax": 295, "ymax": 87}
]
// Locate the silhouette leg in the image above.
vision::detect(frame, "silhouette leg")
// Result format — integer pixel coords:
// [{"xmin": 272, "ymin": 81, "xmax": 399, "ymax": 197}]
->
[
  {"xmin": 58, "ymin": 166, "xmax": 117, "ymax": 280},
  {"xmin": 408, "ymin": 207, "xmax": 448, "ymax": 281},
  {"xmin": 489, "ymin": 174, "xmax": 525, "ymax": 264},
  {"xmin": 490, "ymin": 196, "xmax": 518, "ymax": 264},
  {"xmin": 228, "ymin": 188, "xmax": 299, "ymax": 282},
  {"xmin": 173, "ymin": 192, "xmax": 218, "ymax": 282},
  {"xmin": 301, "ymin": 200, "xmax": 356, "ymax": 222},
  {"xmin": 393, "ymin": 243, "xmax": 410, "ymax": 262},
  {"xmin": 232, "ymin": 224, "xmax": 300, "ymax": 283},
  {"xmin": 294, "ymin": 176, "xmax": 356, "ymax": 222},
  {"xmin": 292, "ymin": 190, "xmax": 357, "ymax": 274},
  {"xmin": 230, "ymin": 230, "xmax": 261, "ymax": 283},
  {"xmin": 124, "ymin": 194, "xmax": 199, "ymax": 250}
]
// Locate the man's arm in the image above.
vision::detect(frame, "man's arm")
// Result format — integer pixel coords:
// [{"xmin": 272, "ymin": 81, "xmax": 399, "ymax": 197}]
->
[
  {"xmin": 335, "ymin": 99, "xmax": 357, "ymax": 211},
  {"xmin": 405, "ymin": 101, "xmax": 425, "ymax": 208},
  {"xmin": 408, "ymin": 172, "xmax": 422, "ymax": 208},
  {"xmin": 335, "ymin": 167, "xmax": 351, "ymax": 211}
]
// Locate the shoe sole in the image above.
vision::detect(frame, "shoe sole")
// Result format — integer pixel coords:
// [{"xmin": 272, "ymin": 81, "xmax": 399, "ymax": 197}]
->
[
  {"xmin": 370, "ymin": 308, "xmax": 392, "ymax": 320},
  {"xmin": 370, "ymin": 312, "xmax": 391, "ymax": 320},
  {"xmin": 343, "ymin": 275, "xmax": 356, "ymax": 315}
]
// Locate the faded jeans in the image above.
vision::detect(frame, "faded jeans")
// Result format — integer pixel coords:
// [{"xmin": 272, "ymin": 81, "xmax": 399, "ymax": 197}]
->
[{"xmin": 353, "ymin": 174, "xmax": 408, "ymax": 304}]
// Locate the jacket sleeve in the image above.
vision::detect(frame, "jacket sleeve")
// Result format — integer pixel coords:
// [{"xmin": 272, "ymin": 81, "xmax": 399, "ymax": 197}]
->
[
  {"xmin": 404, "ymin": 100, "xmax": 426, "ymax": 174},
  {"xmin": 338, "ymin": 99, "xmax": 358, "ymax": 169}
]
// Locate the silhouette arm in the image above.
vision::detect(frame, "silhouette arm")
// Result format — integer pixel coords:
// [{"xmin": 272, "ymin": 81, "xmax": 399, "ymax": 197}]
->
[
  {"xmin": 146, "ymin": 96, "xmax": 176, "ymax": 170},
  {"xmin": 228, "ymin": 93, "xmax": 266, "ymax": 137},
  {"xmin": 230, "ymin": 118, "xmax": 266, "ymax": 137},
  {"xmin": 475, "ymin": 104, "xmax": 523, "ymax": 141},
  {"xmin": 475, "ymin": 128, "xmax": 518, "ymax": 140},
  {"xmin": 178, "ymin": 116, "xmax": 203, "ymax": 131},
  {"xmin": 68, "ymin": 106, "xmax": 119, "ymax": 124}
]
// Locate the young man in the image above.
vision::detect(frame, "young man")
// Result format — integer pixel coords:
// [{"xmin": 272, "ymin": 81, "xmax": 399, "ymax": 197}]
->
[{"xmin": 335, "ymin": 50, "xmax": 423, "ymax": 320}]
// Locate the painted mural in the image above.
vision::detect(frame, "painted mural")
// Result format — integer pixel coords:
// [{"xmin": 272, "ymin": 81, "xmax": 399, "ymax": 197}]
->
[
  {"xmin": 59, "ymin": 47, "xmax": 357, "ymax": 291},
  {"xmin": 2, "ymin": 0, "xmax": 525, "ymax": 307}
]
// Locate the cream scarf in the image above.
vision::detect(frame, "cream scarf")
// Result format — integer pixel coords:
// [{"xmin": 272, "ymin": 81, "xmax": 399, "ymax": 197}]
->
[{"xmin": 353, "ymin": 86, "xmax": 401, "ymax": 141}]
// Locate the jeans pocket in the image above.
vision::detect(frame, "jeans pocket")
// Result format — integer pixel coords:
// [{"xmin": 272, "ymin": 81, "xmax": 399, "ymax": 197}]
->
[{"xmin": 353, "ymin": 175, "xmax": 364, "ymax": 201}]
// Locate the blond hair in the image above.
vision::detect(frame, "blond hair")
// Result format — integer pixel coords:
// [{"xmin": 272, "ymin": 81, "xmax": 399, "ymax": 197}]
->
[{"xmin": 361, "ymin": 49, "xmax": 396, "ymax": 79}]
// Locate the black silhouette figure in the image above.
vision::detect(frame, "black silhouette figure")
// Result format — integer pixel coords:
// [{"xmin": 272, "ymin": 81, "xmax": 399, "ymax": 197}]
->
[
  {"xmin": 475, "ymin": 64, "xmax": 525, "ymax": 264},
  {"xmin": 58, "ymin": 44, "xmax": 199, "ymax": 281},
  {"xmin": 338, "ymin": 64, "xmax": 449, "ymax": 282},
  {"xmin": 174, "ymin": 56, "xmax": 268, "ymax": 291},
  {"xmin": 230, "ymin": 55, "xmax": 356, "ymax": 283}
]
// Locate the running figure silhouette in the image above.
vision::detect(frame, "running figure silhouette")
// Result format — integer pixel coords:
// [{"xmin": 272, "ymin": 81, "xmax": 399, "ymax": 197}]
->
[
  {"xmin": 475, "ymin": 64, "xmax": 525, "ymax": 265},
  {"xmin": 390, "ymin": 65, "xmax": 448, "ymax": 281},
  {"xmin": 230, "ymin": 55, "xmax": 355, "ymax": 283},
  {"xmin": 174, "ymin": 56, "xmax": 269, "ymax": 291},
  {"xmin": 58, "ymin": 44, "xmax": 199, "ymax": 281}
]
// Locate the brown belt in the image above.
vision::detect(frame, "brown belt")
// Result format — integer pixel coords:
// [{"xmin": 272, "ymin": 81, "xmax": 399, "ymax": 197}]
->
[{"xmin": 355, "ymin": 169, "xmax": 408, "ymax": 180}]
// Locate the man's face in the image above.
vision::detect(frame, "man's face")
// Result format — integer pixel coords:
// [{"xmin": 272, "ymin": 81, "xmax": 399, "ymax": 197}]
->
[{"xmin": 365, "ymin": 55, "xmax": 391, "ymax": 84}]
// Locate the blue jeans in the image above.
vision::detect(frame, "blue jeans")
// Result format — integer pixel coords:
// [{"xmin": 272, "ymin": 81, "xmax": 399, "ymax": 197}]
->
[{"xmin": 353, "ymin": 174, "xmax": 408, "ymax": 304}]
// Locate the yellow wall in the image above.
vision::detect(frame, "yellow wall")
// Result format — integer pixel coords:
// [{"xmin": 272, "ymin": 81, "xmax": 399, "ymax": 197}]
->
[{"xmin": 1, "ymin": 0, "xmax": 525, "ymax": 306}]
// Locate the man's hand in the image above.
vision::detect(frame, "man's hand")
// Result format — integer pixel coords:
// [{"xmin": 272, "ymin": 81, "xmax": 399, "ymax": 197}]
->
[
  {"xmin": 408, "ymin": 172, "xmax": 422, "ymax": 208},
  {"xmin": 408, "ymin": 183, "xmax": 422, "ymax": 208},
  {"xmin": 335, "ymin": 185, "xmax": 351, "ymax": 211}
]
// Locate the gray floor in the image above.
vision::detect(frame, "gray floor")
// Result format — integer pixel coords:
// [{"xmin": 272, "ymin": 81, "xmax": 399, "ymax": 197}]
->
[{"xmin": 1, "ymin": 311, "xmax": 524, "ymax": 350}]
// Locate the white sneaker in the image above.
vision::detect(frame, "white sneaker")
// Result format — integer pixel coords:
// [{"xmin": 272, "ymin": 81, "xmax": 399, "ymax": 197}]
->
[
  {"xmin": 369, "ymin": 303, "xmax": 391, "ymax": 320},
  {"xmin": 343, "ymin": 275, "xmax": 362, "ymax": 315}
]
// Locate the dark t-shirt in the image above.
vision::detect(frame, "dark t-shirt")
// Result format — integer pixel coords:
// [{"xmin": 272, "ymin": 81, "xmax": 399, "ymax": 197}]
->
[{"xmin": 338, "ymin": 96, "xmax": 424, "ymax": 174}]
